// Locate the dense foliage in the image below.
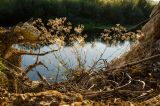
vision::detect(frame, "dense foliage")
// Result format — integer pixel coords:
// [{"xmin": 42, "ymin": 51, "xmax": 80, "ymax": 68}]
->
[{"xmin": 0, "ymin": 0, "xmax": 154, "ymax": 26}]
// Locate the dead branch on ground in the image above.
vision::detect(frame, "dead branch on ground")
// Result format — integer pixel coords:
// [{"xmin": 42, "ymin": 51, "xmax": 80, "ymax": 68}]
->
[{"xmin": 105, "ymin": 54, "xmax": 160, "ymax": 72}]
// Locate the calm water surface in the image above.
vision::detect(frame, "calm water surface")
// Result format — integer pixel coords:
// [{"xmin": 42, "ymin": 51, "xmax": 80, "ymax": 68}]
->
[{"xmin": 21, "ymin": 41, "xmax": 132, "ymax": 81}]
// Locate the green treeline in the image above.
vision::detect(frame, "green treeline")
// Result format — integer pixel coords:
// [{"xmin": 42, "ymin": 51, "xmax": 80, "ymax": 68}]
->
[{"xmin": 0, "ymin": 0, "xmax": 154, "ymax": 26}]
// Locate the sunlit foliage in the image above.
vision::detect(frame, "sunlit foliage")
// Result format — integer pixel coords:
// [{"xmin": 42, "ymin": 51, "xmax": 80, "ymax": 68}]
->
[{"xmin": 101, "ymin": 24, "xmax": 143, "ymax": 44}]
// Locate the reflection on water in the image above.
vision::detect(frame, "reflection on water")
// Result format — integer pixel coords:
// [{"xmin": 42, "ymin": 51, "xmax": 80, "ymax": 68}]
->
[{"xmin": 21, "ymin": 41, "xmax": 132, "ymax": 81}]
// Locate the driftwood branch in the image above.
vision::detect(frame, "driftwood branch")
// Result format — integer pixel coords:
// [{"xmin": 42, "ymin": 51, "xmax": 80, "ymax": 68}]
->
[
  {"xmin": 14, "ymin": 49, "xmax": 58, "ymax": 56},
  {"xmin": 83, "ymin": 89, "xmax": 153, "ymax": 99},
  {"xmin": 126, "ymin": 10, "xmax": 160, "ymax": 32},
  {"xmin": 127, "ymin": 18, "xmax": 149, "ymax": 32},
  {"xmin": 106, "ymin": 54, "xmax": 160, "ymax": 72}
]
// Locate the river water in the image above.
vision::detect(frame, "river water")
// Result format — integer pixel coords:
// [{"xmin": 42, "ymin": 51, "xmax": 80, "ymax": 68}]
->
[{"xmin": 21, "ymin": 41, "xmax": 132, "ymax": 82}]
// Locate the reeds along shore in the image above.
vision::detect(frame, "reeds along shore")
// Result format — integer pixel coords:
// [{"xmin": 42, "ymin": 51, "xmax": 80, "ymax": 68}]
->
[{"xmin": 0, "ymin": 0, "xmax": 153, "ymax": 26}]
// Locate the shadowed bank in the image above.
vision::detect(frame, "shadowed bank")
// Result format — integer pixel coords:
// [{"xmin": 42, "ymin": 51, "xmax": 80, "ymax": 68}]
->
[{"xmin": 0, "ymin": 0, "xmax": 153, "ymax": 27}]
